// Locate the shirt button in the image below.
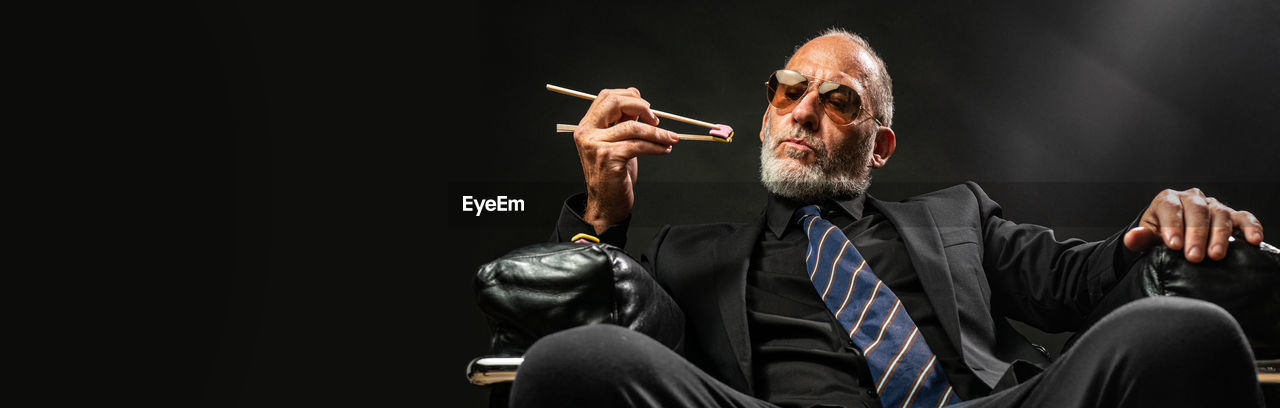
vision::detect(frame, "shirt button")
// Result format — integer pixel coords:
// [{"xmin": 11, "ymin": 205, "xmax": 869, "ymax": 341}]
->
[{"xmin": 866, "ymin": 389, "xmax": 877, "ymax": 398}]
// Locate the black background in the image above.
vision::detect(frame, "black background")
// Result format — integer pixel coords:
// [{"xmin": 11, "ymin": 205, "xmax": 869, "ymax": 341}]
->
[{"xmin": 189, "ymin": 0, "xmax": 1278, "ymax": 406}]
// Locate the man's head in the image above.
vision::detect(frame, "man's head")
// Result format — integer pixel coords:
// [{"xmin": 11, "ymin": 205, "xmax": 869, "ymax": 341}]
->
[{"xmin": 759, "ymin": 28, "xmax": 896, "ymax": 202}]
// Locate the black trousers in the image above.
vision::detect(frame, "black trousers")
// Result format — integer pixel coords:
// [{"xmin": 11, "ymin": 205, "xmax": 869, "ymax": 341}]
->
[{"xmin": 510, "ymin": 296, "xmax": 1264, "ymax": 407}]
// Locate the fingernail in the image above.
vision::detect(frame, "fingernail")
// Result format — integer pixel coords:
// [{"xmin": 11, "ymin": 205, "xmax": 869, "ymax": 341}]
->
[
  {"xmin": 1187, "ymin": 246, "xmax": 1201, "ymax": 260},
  {"xmin": 1211, "ymin": 244, "xmax": 1223, "ymax": 257},
  {"xmin": 1168, "ymin": 236, "xmax": 1180, "ymax": 248}
]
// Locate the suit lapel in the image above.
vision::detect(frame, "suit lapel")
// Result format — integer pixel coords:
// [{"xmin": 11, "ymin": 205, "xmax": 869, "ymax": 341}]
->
[
  {"xmin": 870, "ymin": 197, "xmax": 966, "ymax": 361},
  {"xmin": 711, "ymin": 216, "xmax": 764, "ymax": 394}
]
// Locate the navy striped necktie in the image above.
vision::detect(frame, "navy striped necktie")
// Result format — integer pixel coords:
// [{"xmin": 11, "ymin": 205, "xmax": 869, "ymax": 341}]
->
[{"xmin": 795, "ymin": 205, "xmax": 960, "ymax": 407}]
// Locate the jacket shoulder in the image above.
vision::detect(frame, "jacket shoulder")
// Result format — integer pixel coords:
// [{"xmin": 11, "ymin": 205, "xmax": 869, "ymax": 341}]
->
[
  {"xmin": 898, "ymin": 181, "xmax": 987, "ymax": 203},
  {"xmin": 890, "ymin": 182, "xmax": 997, "ymax": 224}
]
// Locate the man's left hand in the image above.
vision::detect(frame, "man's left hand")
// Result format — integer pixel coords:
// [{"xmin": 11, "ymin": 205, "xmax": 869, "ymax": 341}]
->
[{"xmin": 1123, "ymin": 188, "xmax": 1264, "ymax": 262}]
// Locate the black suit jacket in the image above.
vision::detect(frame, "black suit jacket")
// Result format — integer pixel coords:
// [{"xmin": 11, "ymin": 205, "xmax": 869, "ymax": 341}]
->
[{"xmin": 553, "ymin": 182, "xmax": 1141, "ymax": 396}]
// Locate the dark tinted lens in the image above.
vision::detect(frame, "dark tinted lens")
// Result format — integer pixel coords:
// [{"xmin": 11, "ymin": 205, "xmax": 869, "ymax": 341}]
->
[
  {"xmin": 817, "ymin": 84, "xmax": 861, "ymax": 123},
  {"xmin": 766, "ymin": 70, "xmax": 809, "ymax": 110}
]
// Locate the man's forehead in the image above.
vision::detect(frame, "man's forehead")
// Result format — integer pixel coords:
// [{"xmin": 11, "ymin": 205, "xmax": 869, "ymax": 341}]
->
[{"xmin": 785, "ymin": 37, "xmax": 871, "ymax": 84}]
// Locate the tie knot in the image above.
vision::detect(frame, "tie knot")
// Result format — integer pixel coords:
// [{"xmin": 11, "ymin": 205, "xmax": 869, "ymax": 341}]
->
[{"xmin": 794, "ymin": 205, "xmax": 825, "ymax": 225}]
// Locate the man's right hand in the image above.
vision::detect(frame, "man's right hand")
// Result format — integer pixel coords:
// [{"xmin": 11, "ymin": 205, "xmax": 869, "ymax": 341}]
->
[{"xmin": 573, "ymin": 88, "xmax": 681, "ymax": 234}]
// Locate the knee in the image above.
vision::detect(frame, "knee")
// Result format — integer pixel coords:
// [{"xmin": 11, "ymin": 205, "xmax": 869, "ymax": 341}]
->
[
  {"xmin": 1104, "ymin": 296, "xmax": 1253, "ymax": 369},
  {"xmin": 1092, "ymin": 297, "xmax": 1263, "ymax": 404},
  {"xmin": 520, "ymin": 323, "xmax": 652, "ymax": 375},
  {"xmin": 511, "ymin": 324, "xmax": 658, "ymax": 405}
]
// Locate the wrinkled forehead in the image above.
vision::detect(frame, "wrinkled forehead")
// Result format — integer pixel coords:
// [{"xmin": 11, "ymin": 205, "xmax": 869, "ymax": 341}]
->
[{"xmin": 784, "ymin": 36, "xmax": 874, "ymax": 88}]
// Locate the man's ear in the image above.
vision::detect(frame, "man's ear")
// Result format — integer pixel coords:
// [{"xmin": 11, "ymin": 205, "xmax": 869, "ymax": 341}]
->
[
  {"xmin": 759, "ymin": 110, "xmax": 770, "ymax": 142},
  {"xmin": 870, "ymin": 126, "xmax": 896, "ymax": 168}
]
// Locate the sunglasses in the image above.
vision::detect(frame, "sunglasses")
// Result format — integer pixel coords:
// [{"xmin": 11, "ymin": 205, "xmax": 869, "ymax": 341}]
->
[{"xmin": 765, "ymin": 69, "xmax": 880, "ymax": 127}]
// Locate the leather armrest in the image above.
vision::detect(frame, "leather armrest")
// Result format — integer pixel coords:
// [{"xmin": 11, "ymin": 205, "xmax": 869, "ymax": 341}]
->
[
  {"xmin": 1136, "ymin": 240, "xmax": 1280, "ymax": 358},
  {"xmin": 474, "ymin": 242, "xmax": 685, "ymax": 357},
  {"xmin": 1066, "ymin": 239, "xmax": 1280, "ymax": 357}
]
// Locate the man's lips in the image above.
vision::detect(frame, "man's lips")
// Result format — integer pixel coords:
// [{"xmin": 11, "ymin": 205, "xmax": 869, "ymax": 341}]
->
[{"xmin": 780, "ymin": 139, "xmax": 813, "ymax": 153}]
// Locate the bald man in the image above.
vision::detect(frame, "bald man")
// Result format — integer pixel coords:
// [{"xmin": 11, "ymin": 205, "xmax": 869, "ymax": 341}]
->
[{"xmin": 512, "ymin": 29, "xmax": 1266, "ymax": 408}]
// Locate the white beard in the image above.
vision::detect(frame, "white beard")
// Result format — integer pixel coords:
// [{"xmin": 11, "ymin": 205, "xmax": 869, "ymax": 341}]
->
[{"xmin": 759, "ymin": 113, "xmax": 873, "ymax": 202}]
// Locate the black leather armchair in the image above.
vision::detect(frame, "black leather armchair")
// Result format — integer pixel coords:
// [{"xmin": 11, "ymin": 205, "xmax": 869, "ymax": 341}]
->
[
  {"xmin": 467, "ymin": 239, "xmax": 1280, "ymax": 405},
  {"xmin": 467, "ymin": 242, "xmax": 685, "ymax": 405}
]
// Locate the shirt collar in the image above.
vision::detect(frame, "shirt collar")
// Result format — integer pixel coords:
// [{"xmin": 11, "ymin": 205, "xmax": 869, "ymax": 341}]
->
[{"xmin": 765, "ymin": 193, "xmax": 867, "ymax": 239}]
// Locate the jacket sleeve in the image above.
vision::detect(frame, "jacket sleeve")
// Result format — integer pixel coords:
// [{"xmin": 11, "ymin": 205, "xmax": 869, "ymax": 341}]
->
[
  {"xmin": 549, "ymin": 193, "xmax": 678, "ymax": 275},
  {"xmin": 969, "ymin": 182, "xmax": 1144, "ymax": 332},
  {"xmin": 550, "ymin": 192, "xmax": 632, "ymax": 248}
]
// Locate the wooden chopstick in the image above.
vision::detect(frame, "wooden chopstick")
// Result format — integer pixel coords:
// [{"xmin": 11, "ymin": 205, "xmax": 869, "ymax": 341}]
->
[
  {"xmin": 546, "ymin": 84, "xmax": 721, "ymax": 130},
  {"xmin": 555, "ymin": 124, "xmax": 730, "ymax": 143}
]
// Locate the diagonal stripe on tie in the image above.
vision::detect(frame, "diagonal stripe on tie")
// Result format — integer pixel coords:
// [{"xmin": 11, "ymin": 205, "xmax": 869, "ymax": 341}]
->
[{"xmin": 796, "ymin": 205, "xmax": 961, "ymax": 407}]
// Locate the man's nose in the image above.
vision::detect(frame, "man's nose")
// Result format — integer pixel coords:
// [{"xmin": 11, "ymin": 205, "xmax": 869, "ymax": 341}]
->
[{"xmin": 789, "ymin": 88, "xmax": 823, "ymax": 131}]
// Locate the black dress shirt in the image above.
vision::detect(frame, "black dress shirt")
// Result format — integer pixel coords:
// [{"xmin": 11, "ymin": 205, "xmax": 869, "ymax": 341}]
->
[{"xmin": 746, "ymin": 194, "xmax": 988, "ymax": 408}]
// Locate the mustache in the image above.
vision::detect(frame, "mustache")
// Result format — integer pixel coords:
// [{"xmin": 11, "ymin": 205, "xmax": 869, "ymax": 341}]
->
[{"xmin": 768, "ymin": 125, "xmax": 826, "ymax": 157}]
